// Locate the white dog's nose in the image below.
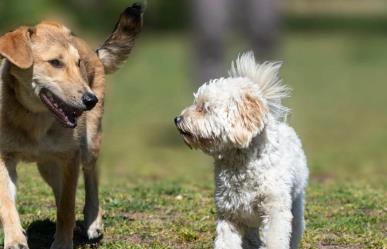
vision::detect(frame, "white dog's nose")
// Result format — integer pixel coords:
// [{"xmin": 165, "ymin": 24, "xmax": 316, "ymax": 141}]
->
[{"xmin": 174, "ymin": 116, "xmax": 183, "ymax": 126}]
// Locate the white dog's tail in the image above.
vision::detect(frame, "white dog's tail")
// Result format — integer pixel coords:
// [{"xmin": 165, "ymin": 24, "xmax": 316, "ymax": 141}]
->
[{"xmin": 229, "ymin": 51, "xmax": 291, "ymax": 120}]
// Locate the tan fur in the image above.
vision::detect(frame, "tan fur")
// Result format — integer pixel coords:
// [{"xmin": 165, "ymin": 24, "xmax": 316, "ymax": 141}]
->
[
  {"xmin": 0, "ymin": 4, "xmax": 142, "ymax": 249},
  {"xmin": 229, "ymin": 94, "xmax": 267, "ymax": 148},
  {"xmin": 0, "ymin": 27, "xmax": 33, "ymax": 69}
]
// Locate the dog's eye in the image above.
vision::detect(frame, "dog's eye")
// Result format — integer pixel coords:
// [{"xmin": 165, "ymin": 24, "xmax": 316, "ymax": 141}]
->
[
  {"xmin": 197, "ymin": 103, "xmax": 207, "ymax": 113},
  {"xmin": 48, "ymin": 59, "xmax": 64, "ymax": 68},
  {"xmin": 77, "ymin": 59, "xmax": 81, "ymax": 67}
]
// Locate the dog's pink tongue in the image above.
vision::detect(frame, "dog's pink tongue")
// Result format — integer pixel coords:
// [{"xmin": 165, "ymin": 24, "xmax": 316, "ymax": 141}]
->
[{"xmin": 39, "ymin": 90, "xmax": 76, "ymax": 128}]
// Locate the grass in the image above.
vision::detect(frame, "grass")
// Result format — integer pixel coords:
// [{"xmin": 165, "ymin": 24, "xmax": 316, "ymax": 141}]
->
[{"xmin": 1, "ymin": 31, "xmax": 387, "ymax": 248}]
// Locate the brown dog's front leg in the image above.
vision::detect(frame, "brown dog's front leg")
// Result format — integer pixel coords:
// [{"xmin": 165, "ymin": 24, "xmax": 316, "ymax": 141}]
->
[
  {"xmin": 0, "ymin": 154, "xmax": 28, "ymax": 249},
  {"xmin": 50, "ymin": 152, "xmax": 80, "ymax": 249},
  {"xmin": 83, "ymin": 159, "xmax": 103, "ymax": 240}
]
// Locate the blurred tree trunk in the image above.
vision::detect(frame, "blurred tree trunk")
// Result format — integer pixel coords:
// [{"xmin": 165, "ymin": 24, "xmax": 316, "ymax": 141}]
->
[
  {"xmin": 243, "ymin": 0, "xmax": 280, "ymax": 60},
  {"xmin": 191, "ymin": 0, "xmax": 230, "ymax": 84},
  {"xmin": 191, "ymin": 0, "xmax": 280, "ymax": 84}
]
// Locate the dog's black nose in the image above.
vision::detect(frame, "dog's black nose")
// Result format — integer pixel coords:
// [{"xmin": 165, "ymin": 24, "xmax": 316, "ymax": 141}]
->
[
  {"xmin": 82, "ymin": 92, "xmax": 98, "ymax": 110},
  {"xmin": 174, "ymin": 116, "xmax": 183, "ymax": 125}
]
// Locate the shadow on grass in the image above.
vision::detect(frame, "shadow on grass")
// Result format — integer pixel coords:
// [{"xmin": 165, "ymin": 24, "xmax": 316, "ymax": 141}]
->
[{"xmin": 26, "ymin": 219, "xmax": 102, "ymax": 249}]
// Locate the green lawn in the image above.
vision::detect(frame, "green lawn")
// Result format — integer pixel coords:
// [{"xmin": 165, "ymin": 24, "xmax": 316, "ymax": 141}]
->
[{"xmin": 2, "ymin": 32, "xmax": 387, "ymax": 248}]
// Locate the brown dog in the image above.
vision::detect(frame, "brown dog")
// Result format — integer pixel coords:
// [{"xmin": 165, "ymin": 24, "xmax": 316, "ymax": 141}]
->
[{"xmin": 0, "ymin": 4, "xmax": 143, "ymax": 249}]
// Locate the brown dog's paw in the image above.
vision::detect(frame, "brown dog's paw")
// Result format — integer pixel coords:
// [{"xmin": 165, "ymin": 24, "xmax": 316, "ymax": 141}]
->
[{"xmin": 84, "ymin": 207, "xmax": 104, "ymax": 240}]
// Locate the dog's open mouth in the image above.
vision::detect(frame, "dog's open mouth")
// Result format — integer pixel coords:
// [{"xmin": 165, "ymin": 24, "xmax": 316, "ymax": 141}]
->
[
  {"xmin": 178, "ymin": 129, "xmax": 192, "ymax": 138},
  {"xmin": 39, "ymin": 88, "xmax": 83, "ymax": 128},
  {"xmin": 177, "ymin": 128, "xmax": 194, "ymax": 149}
]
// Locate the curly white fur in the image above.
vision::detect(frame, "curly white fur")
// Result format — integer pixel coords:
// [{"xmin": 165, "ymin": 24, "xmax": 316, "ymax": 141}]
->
[{"xmin": 176, "ymin": 52, "xmax": 309, "ymax": 249}]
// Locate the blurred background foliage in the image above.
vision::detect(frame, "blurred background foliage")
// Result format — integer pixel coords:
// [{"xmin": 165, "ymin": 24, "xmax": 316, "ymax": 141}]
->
[
  {"xmin": 1, "ymin": 0, "xmax": 387, "ymax": 33},
  {"xmin": 0, "ymin": 0, "xmax": 189, "ymax": 33}
]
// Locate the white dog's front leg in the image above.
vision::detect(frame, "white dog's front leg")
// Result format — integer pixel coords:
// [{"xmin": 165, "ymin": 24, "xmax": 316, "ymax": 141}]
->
[
  {"xmin": 214, "ymin": 220, "xmax": 243, "ymax": 249},
  {"xmin": 260, "ymin": 199, "xmax": 293, "ymax": 249}
]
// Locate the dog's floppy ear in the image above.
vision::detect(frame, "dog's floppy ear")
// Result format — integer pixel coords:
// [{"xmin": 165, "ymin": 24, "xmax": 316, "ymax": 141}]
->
[
  {"xmin": 0, "ymin": 27, "xmax": 33, "ymax": 69},
  {"xmin": 96, "ymin": 3, "xmax": 144, "ymax": 74},
  {"xmin": 228, "ymin": 94, "xmax": 267, "ymax": 148}
]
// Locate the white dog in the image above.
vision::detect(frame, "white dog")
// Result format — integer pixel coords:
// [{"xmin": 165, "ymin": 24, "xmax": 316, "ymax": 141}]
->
[{"xmin": 175, "ymin": 52, "xmax": 308, "ymax": 249}]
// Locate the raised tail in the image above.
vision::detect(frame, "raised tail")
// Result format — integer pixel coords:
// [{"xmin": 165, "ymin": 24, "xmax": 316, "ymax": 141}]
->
[{"xmin": 96, "ymin": 3, "xmax": 144, "ymax": 74}]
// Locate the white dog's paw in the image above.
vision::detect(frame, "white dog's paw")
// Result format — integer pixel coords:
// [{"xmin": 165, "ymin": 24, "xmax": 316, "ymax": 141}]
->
[
  {"xmin": 5, "ymin": 243, "xmax": 29, "ymax": 249},
  {"xmin": 5, "ymin": 235, "xmax": 29, "ymax": 249},
  {"xmin": 86, "ymin": 213, "xmax": 104, "ymax": 240}
]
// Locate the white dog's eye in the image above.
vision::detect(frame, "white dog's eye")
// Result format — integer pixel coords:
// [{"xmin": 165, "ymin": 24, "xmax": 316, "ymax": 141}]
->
[
  {"xmin": 196, "ymin": 103, "xmax": 210, "ymax": 113},
  {"xmin": 196, "ymin": 103, "xmax": 204, "ymax": 113},
  {"xmin": 204, "ymin": 103, "xmax": 210, "ymax": 112}
]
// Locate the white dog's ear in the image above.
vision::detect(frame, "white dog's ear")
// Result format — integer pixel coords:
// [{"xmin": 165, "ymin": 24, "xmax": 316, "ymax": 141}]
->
[
  {"xmin": 0, "ymin": 27, "xmax": 33, "ymax": 69},
  {"xmin": 228, "ymin": 94, "xmax": 266, "ymax": 148}
]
